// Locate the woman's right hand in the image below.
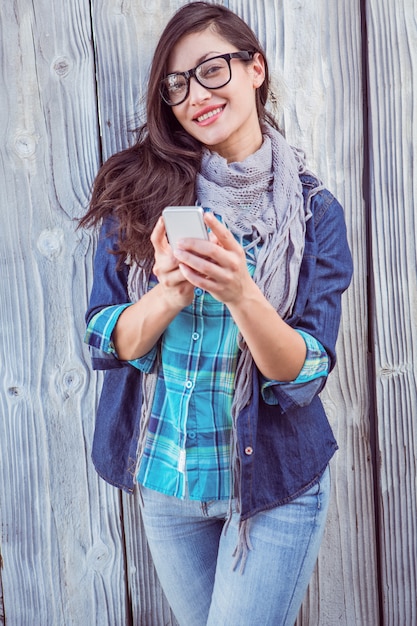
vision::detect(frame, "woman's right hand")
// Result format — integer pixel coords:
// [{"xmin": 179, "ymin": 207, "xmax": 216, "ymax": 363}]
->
[
  {"xmin": 150, "ymin": 216, "xmax": 195, "ymax": 309},
  {"xmin": 112, "ymin": 217, "xmax": 195, "ymax": 361}
]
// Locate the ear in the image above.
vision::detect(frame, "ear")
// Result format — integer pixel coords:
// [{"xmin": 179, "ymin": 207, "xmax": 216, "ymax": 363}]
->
[{"xmin": 251, "ymin": 52, "xmax": 266, "ymax": 88}]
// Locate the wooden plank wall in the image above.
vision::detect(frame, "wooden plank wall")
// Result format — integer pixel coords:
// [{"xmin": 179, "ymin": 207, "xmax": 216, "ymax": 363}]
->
[
  {"xmin": 0, "ymin": 0, "xmax": 415, "ymax": 624},
  {"xmin": 366, "ymin": 2, "xmax": 417, "ymax": 624},
  {"xmin": 0, "ymin": 1, "xmax": 130, "ymax": 624}
]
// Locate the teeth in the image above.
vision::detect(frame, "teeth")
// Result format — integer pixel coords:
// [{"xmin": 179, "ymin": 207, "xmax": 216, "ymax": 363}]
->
[{"xmin": 197, "ymin": 107, "xmax": 223, "ymax": 122}]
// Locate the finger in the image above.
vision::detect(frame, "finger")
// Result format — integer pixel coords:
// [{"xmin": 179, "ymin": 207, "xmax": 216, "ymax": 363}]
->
[
  {"xmin": 174, "ymin": 247, "xmax": 233, "ymax": 281},
  {"xmin": 175, "ymin": 235, "xmax": 243, "ymax": 271},
  {"xmin": 154, "ymin": 262, "xmax": 190, "ymax": 287},
  {"xmin": 208, "ymin": 230, "xmax": 219, "ymax": 245},
  {"xmin": 178, "ymin": 262, "xmax": 209, "ymax": 285},
  {"xmin": 204, "ymin": 212, "xmax": 238, "ymax": 250},
  {"xmin": 151, "ymin": 216, "xmax": 168, "ymax": 248}
]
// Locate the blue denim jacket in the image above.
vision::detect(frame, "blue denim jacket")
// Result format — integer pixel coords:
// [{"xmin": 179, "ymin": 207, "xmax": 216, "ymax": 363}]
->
[{"xmin": 85, "ymin": 174, "xmax": 353, "ymax": 520}]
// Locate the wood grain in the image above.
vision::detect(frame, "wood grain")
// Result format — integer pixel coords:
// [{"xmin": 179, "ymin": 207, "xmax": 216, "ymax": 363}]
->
[
  {"xmin": 366, "ymin": 1, "xmax": 417, "ymax": 624},
  {"xmin": 0, "ymin": 1, "xmax": 128, "ymax": 624}
]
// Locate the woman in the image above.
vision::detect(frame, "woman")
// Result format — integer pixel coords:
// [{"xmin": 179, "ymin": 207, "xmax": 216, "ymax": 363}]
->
[{"xmin": 81, "ymin": 2, "xmax": 353, "ymax": 624}]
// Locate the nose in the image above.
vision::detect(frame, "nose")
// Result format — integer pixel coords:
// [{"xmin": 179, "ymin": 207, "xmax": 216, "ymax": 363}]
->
[{"xmin": 188, "ymin": 76, "xmax": 211, "ymax": 105}]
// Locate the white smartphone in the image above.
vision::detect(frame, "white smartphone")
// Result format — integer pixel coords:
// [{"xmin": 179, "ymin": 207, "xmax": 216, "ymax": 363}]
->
[{"xmin": 162, "ymin": 206, "xmax": 209, "ymax": 249}]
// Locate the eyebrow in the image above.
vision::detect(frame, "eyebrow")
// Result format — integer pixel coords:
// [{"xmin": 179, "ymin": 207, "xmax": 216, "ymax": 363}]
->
[{"xmin": 196, "ymin": 51, "xmax": 222, "ymax": 64}]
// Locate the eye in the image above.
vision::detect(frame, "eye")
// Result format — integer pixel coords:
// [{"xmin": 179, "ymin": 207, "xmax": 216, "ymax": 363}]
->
[
  {"xmin": 199, "ymin": 61, "xmax": 225, "ymax": 80},
  {"xmin": 166, "ymin": 74, "xmax": 187, "ymax": 94}
]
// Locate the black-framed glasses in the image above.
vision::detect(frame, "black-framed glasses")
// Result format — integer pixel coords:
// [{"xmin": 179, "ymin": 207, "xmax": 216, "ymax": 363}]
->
[{"xmin": 160, "ymin": 51, "xmax": 255, "ymax": 106}]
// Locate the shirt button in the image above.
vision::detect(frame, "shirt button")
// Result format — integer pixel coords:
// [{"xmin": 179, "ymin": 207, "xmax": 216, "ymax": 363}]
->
[
  {"xmin": 185, "ymin": 380, "xmax": 193, "ymax": 389},
  {"xmin": 194, "ymin": 287, "xmax": 203, "ymax": 297},
  {"xmin": 244, "ymin": 446, "xmax": 254, "ymax": 456},
  {"xmin": 188, "ymin": 431, "xmax": 196, "ymax": 439},
  {"xmin": 192, "ymin": 332, "xmax": 200, "ymax": 341}
]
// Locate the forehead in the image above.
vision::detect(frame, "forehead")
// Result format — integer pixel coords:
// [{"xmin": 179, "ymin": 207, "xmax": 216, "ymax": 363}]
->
[{"xmin": 167, "ymin": 28, "xmax": 238, "ymax": 73}]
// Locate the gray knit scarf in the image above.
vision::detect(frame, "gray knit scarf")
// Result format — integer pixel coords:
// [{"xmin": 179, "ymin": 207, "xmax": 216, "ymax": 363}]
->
[
  {"xmin": 196, "ymin": 123, "xmax": 310, "ymax": 425},
  {"xmin": 128, "ymin": 123, "xmax": 318, "ymax": 571}
]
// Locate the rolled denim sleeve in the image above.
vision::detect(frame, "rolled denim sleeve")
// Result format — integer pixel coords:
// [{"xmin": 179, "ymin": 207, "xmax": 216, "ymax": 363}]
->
[
  {"xmin": 261, "ymin": 330, "xmax": 329, "ymax": 406},
  {"xmin": 269, "ymin": 183, "xmax": 353, "ymax": 412},
  {"xmin": 84, "ymin": 304, "xmax": 157, "ymax": 373},
  {"xmin": 84, "ymin": 217, "xmax": 158, "ymax": 372}
]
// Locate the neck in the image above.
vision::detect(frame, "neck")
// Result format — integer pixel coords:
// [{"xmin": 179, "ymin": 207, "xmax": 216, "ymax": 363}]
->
[{"xmin": 207, "ymin": 128, "xmax": 263, "ymax": 164}]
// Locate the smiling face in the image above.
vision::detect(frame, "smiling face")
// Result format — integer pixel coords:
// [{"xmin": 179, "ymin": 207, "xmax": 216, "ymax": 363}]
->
[{"xmin": 166, "ymin": 28, "xmax": 266, "ymax": 163}]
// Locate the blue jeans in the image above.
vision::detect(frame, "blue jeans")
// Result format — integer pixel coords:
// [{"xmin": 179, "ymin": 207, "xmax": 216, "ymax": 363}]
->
[{"xmin": 139, "ymin": 466, "xmax": 330, "ymax": 626}]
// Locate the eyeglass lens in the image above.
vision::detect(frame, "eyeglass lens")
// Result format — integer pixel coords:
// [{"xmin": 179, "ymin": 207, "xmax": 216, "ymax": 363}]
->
[{"xmin": 163, "ymin": 56, "xmax": 231, "ymax": 106}]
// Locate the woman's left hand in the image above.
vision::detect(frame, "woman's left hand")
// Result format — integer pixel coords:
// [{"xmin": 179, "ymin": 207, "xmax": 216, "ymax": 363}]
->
[{"xmin": 173, "ymin": 212, "xmax": 251, "ymax": 304}]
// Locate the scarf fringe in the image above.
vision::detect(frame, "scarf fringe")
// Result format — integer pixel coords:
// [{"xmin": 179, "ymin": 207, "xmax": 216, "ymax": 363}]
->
[{"xmin": 231, "ymin": 518, "xmax": 253, "ymax": 574}]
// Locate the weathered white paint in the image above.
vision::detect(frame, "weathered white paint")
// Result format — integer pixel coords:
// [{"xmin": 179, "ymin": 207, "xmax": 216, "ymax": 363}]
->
[
  {"xmin": 0, "ymin": 0, "xmax": 416, "ymax": 624},
  {"xmin": 366, "ymin": 1, "xmax": 417, "ymax": 625},
  {"xmin": 0, "ymin": 1, "xmax": 129, "ymax": 624}
]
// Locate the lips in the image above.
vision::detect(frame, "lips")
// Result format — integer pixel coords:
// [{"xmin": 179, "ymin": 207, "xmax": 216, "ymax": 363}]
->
[{"xmin": 194, "ymin": 105, "xmax": 225, "ymax": 124}]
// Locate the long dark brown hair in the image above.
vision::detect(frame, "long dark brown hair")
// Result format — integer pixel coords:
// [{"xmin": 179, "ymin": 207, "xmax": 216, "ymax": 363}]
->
[{"xmin": 79, "ymin": 1, "xmax": 276, "ymax": 263}]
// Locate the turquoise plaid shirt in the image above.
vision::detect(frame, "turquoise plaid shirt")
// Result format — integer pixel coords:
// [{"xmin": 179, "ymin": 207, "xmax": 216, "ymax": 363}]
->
[{"xmin": 85, "ymin": 284, "xmax": 329, "ymax": 502}]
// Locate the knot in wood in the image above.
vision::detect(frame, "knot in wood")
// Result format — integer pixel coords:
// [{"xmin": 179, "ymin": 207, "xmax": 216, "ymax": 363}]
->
[
  {"xmin": 37, "ymin": 228, "xmax": 64, "ymax": 259},
  {"xmin": 53, "ymin": 57, "xmax": 71, "ymax": 77},
  {"xmin": 14, "ymin": 132, "xmax": 38, "ymax": 159}
]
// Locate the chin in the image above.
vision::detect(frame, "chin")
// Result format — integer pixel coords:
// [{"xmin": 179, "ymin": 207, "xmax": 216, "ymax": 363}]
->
[{"xmin": 200, "ymin": 131, "xmax": 232, "ymax": 151}]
